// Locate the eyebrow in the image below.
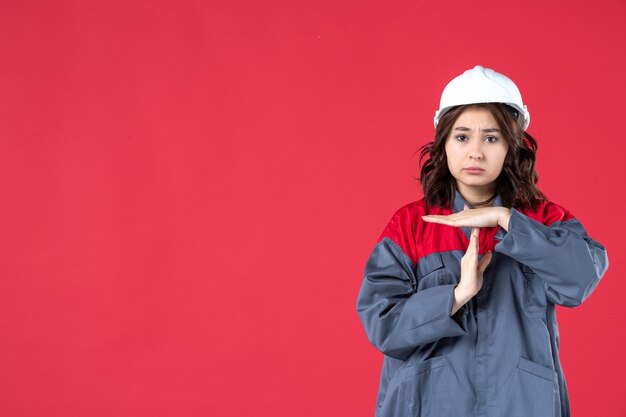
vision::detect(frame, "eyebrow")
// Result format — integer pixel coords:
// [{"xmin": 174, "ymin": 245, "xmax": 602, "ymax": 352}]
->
[{"xmin": 454, "ymin": 126, "xmax": 501, "ymax": 133}]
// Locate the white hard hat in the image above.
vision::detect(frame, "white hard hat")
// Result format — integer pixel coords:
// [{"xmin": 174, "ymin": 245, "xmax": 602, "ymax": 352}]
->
[{"xmin": 434, "ymin": 65, "xmax": 530, "ymax": 130}]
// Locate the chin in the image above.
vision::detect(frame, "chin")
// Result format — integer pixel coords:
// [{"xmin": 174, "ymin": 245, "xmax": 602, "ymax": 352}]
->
[
  {"xmin": 457, "ymin": 178, "xmax": 498, "ymax": 189},
  {"xmin": 460, "ymin": 175, "xmax": 496, "ymax": 183}
]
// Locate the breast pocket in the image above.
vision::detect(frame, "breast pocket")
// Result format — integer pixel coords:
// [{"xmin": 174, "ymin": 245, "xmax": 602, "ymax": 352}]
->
[
  {"xmin": 520, "ymin": 264, "xmax": 548, "ymax": 318},
  {"xmin": 417, "ymin": 252, "xmax": 458, "ymax": 291}
]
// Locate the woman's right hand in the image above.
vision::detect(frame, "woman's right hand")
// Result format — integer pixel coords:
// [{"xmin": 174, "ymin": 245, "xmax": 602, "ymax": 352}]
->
[{"xmin": 450, "ymin": 205, "xmax": 493, "ymax": 315}]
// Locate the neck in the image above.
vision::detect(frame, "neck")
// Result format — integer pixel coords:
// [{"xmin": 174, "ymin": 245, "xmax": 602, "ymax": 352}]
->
[{"xmin": 457, "ymin": 184, "xmax": 496, "ymax": 208}]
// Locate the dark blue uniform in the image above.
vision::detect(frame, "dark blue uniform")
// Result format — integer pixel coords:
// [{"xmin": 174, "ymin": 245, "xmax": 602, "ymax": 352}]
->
[{"xmin": 356, "ymin": 191, "xmax": 609, "ymax": 417}]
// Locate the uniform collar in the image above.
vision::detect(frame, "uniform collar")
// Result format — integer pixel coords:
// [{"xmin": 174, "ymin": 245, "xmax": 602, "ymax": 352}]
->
[{"xmin": 452, "ymin": 189, "xmax": 503, "ymax": 213}]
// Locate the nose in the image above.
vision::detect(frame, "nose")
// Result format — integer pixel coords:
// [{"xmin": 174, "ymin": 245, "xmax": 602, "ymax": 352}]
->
[{"xmin": 468, "ymin": 139, "xmax": 483, "ymax": 160}]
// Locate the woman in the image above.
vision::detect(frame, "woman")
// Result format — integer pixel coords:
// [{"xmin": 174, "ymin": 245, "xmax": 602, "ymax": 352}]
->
[{"xmin": 356, "ymin": 65, "xmax": 609, "ymax": 417}]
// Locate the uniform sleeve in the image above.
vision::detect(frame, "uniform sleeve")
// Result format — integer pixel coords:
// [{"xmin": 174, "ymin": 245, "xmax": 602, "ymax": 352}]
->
[
  {"xmin": 356, "ymin": 236, "xmax": 470, "ymax": 361},
  {"xmin": 494, "ymin": 207, "xmax": 609, "ymax": 307}
]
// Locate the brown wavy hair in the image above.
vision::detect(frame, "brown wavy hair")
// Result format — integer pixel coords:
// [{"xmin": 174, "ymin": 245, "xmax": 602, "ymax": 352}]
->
[{"xmin": 415, "ymin": 103, "xmax": 547, "ymax": 211}]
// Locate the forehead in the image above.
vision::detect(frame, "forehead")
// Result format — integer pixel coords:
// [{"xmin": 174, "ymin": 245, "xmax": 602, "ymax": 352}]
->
[{"xmin": 452, "ymin": 107, "xmax": 498, "ymax": 127}]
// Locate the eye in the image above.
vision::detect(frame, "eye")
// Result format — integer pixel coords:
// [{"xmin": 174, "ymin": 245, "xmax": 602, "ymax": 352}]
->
[
  {"xmin": 484, "ymin": 136, "xmax": 498, "ymax": 143},
  {"xmin": 455, "ymin": 135, "xmax": 468, "ymax": 142}
]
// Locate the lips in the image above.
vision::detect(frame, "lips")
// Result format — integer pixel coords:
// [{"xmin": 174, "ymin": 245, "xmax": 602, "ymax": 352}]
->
[{"xmin": 463, "ymin": 167, "xmax": 485, "ymax": 174}]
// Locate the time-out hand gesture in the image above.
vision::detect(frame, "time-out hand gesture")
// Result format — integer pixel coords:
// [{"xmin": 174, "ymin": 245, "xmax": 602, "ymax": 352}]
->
[
  {"xmin": 422, "ymin": 204, "xmax": 511, "ymax": 229},
  {"xmin": 450, "ymin": 205, "xmax": 493, "ymax": 315}
]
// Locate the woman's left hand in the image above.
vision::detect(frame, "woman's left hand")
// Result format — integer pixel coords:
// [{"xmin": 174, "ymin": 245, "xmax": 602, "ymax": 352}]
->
[{"xmin": 422, "ymin": 205, "xmax": 512, "ymax": 230}]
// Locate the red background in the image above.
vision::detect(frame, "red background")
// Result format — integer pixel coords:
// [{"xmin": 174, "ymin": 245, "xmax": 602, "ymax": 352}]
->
[{"xmin": 1, "ymin": 1, "xmax": 624, "ymax": 416}]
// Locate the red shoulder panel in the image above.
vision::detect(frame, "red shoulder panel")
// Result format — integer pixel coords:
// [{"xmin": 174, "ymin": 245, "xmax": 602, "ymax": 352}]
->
[
  {"xmin": 518, "ymin": 200, "xmax": 575, "ymax": 226},
  {"xmin": 377, "ymin": 198, "xmax": 576, "ymax": 265},
  {"xmin": 377, "ymin": 201, "xmax": 423, "ymax": 265}
]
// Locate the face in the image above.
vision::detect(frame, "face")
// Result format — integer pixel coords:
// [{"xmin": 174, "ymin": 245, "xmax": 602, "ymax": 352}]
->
[{"xmin": 444, "ymin": 106, "xmax": 509, "ymax": 198}]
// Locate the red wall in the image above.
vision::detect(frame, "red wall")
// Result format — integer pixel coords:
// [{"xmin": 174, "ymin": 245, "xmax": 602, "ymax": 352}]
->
[{"xmin": 1, "ymin": 1, "xmax": 624, "ymax": 416}]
